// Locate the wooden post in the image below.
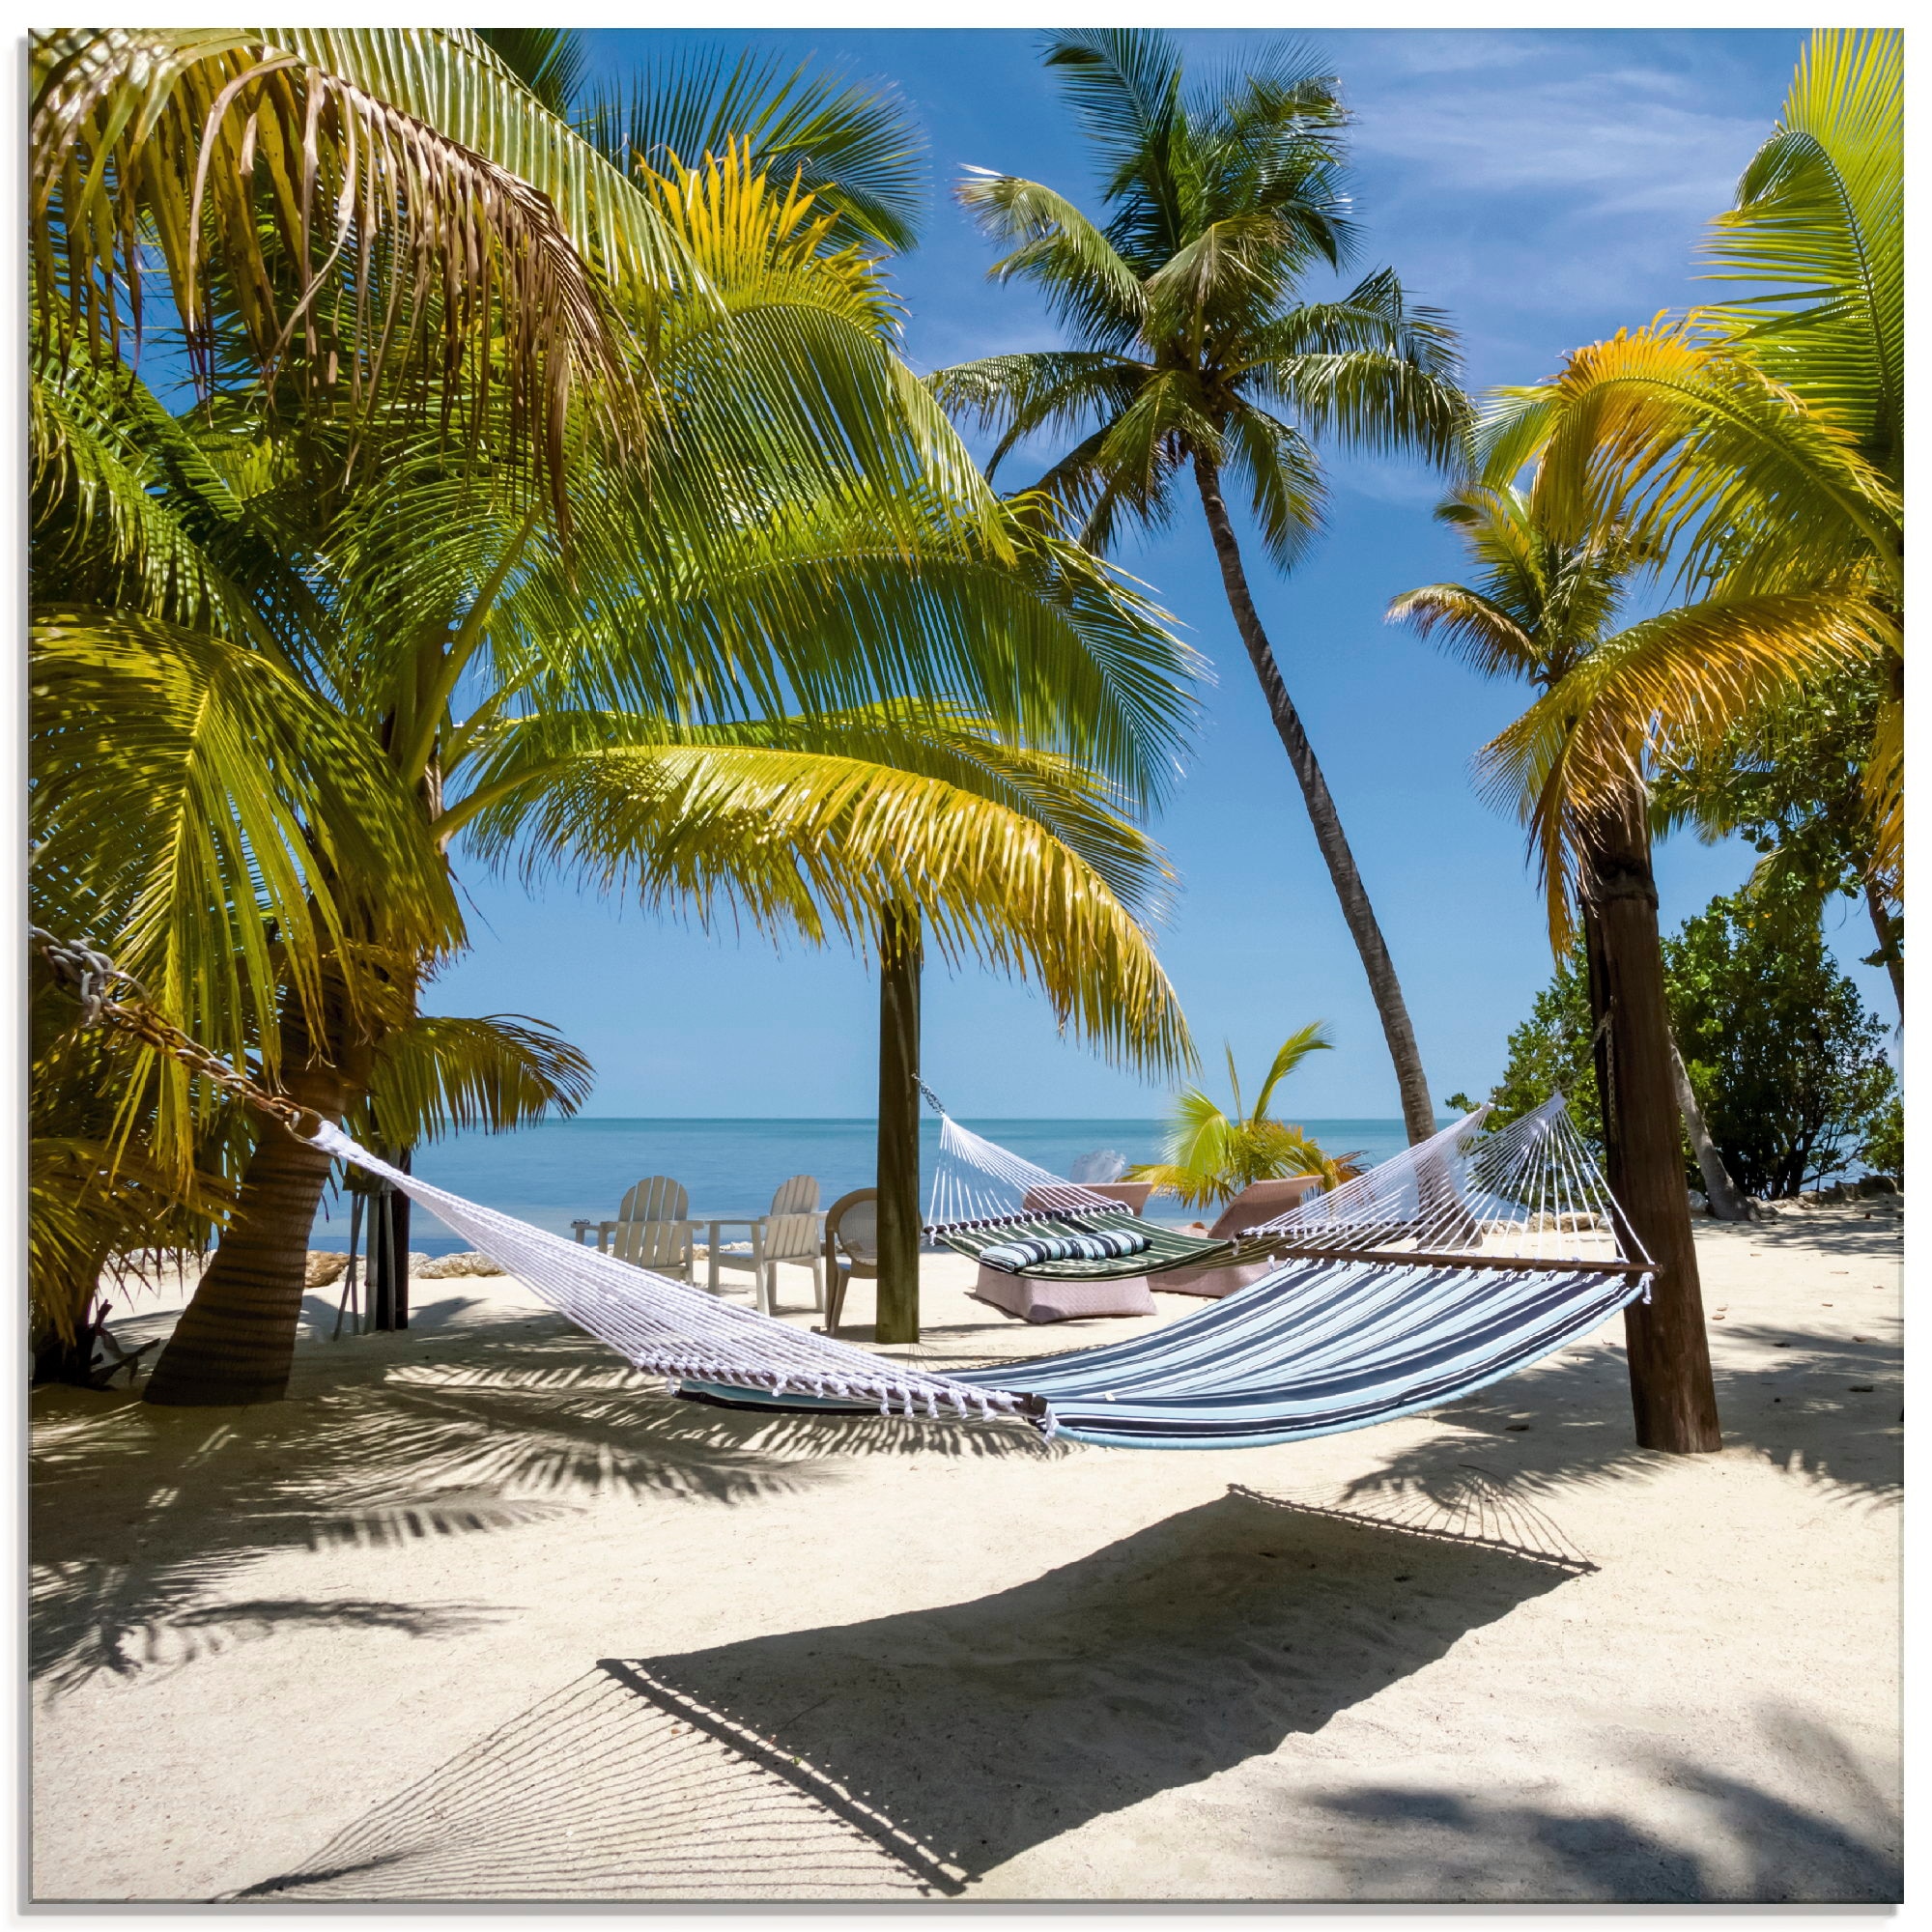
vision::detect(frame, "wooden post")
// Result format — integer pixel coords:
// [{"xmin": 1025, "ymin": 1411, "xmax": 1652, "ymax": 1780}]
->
[
  {"xmin": 369, "ymin": 1147, "xmax": 412, "ymax": 1332},
  {"xmin": 875, "ymin": 903, "xmax": 923, "ymax": 1345},
  {"xmin": 1580, "ymin": 798, "xmax": 1721, "ymax": 1454}
]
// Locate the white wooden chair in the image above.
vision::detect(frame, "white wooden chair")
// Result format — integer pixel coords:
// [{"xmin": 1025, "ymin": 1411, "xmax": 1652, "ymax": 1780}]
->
[
  {"xmin": 710, "ymin": 1175, "xmax": 823, "ymax": 1316},
  {"xmin": 600, "ymin": 1176, "xmax": 696, "ymax": 1281}
]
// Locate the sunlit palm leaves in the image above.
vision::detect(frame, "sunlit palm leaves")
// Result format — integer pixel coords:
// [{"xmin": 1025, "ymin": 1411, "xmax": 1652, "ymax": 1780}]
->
[
  {"xmin": 29, "ymin": 610, "xmax": 461, "ymax": 1163},
  {"xmin": 356, "ymin": 1015, "xmax": 595, "ymax": 1146},
  {"xmin": 451, "ymin": 706, "xmax": 1190, "ymax": 1077},
  {"xmin": 1472, "ymin": 29, "xmax": 1903, "ymax": 885},
  {"xmin": 30, "ymin": 27, "xmax": 651, "ymax": 492},
  {"xmin": 582, "ymin": 46, "xmax": 925, "ymax": 251},
  {"xmin": 1130, "ymin": 1023, "xmax": 1345, "ymax": 1207}
]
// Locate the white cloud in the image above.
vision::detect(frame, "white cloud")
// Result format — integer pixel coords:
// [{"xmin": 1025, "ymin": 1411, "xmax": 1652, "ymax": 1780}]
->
[{"xmin": 1354, "ymin": 71, "xmax": 1763, "ymax": 221}]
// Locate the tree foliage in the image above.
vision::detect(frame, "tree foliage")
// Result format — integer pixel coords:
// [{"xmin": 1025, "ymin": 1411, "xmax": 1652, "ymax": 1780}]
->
[
  {"xmin": 1481, "ymin": 888, "xmax": 1894, "ymax": 1199},
  {"xmin": 1663, "ymin": 887, "xmax": 1894, "ymax": 1199}
]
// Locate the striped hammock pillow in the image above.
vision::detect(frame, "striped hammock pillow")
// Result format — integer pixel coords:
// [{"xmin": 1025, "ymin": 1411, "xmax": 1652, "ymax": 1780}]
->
[{"xmin": 978, "ymin": 1225, "xmax": 1151, "ymax": 1271}]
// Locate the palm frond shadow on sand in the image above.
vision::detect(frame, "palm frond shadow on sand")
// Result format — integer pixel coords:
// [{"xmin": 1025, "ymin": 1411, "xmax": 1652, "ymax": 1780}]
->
[
  {"xmin": 1336, "ymin": 1314, "xmax": 1899, "ymax": 1511},
  {"xmin": 238, "ymin": 1484, "xmax": 1584, "ymax": 1900},
  {"xmin": 1308, "ymin": 1701, "xmax": 1900, "ymax": 1902},
  {"xmin": 29, "ymin": 1313, "xmax": 1059, "ymax": 1699}
]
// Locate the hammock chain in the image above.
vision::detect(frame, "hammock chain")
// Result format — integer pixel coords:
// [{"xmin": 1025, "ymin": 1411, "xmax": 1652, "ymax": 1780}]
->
[{"xmin": 30, "ymin": 926, "xmax": 324, "ymax": 1140}]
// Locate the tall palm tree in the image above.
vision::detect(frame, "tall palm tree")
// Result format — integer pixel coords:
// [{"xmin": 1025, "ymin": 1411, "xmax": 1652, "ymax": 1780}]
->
[
  {"xmin": 1391, "ymin": 488, "xmax": 1739, "ymax": 1455},
  {"xmin": 31, "ymin": 52, "xmax": 1199, "ymax": 1401},
  {"xmin": 930, "ymin": 28, "xmax": 1469, "ymax": 1145}
]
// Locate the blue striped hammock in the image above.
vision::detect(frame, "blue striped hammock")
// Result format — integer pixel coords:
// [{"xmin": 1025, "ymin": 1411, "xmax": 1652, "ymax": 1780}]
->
[{"xmin": 305, "ymin": 1095, "xmax": 1649, "ymax": 1453}]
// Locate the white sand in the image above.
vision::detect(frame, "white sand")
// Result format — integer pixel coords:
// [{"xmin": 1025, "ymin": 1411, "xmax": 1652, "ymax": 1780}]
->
[{"xmin": 31, "ymin": 1207, "xmax": 1900, "ymax": 1903}]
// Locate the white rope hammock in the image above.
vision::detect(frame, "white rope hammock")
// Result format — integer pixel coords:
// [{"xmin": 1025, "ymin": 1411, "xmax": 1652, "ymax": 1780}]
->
[
  {"xmin": 300, "ymin": 1122, "xmax": 1023, "ymax": 1425},
  {"xmin": 1251, "ymin": 1095, "xmax": 1647, "ymax": 1269},
  {"xmin": 924, "ymin": 1112, "xmax": 1130, "ymax": 1234}
]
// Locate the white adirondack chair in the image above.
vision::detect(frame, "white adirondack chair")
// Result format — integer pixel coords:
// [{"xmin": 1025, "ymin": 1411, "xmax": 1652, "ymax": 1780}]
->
[
  {"xmin": 710, "ymin": 1175, "xmax": 823, "ymax": 1316},
  {"xmin": 603, "ymin": 1176, "xmax": 696, "ymax": 1281}
]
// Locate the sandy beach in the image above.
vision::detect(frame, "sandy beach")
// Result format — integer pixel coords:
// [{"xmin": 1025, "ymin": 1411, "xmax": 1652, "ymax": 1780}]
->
[{"xmin": 30, "ymin": 1205, "xmax": 1901, "ymax": 1904}]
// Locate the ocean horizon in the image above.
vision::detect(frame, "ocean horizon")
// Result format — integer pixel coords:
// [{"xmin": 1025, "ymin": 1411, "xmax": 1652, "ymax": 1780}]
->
[{"xmin": 308, "ymin": 1115, "xmax": 1441, "ymax": 1254}]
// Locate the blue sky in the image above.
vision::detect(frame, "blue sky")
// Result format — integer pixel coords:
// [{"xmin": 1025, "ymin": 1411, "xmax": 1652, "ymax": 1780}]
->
[{"xmin": 427, "ymin": 27, "xmax": 1889, "ymax": 1121}]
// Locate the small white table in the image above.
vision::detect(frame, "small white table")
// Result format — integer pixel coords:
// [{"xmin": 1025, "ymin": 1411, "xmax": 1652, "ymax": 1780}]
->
[{"xmin": 697, "ymin": 1214, "xmax": 765, "ymax": 1295}]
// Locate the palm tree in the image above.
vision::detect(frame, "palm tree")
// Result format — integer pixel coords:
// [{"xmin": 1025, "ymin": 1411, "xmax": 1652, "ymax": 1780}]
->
[
  {"xmin": 929, "ymin": 29, "xmax": 1469, "ymax": 1146},
  {"xmin": 1390, "ymin": 483, "xmax": 1725, "ymax": 1450},
  {"xmin": 1393, "ymin": 481, "xmax": 1755, "ymax": 1216},
  {"xmin": 31, "ymin": 46, "xmax": 1200, "ymax": 1401},
  {"xmin": 1474, "ymin": 30, "xmax": 1901, "ymax": 890},
  {"xmin": 1130, "ymin": 1023, "xmax": 1349, "ymax": 1210}
]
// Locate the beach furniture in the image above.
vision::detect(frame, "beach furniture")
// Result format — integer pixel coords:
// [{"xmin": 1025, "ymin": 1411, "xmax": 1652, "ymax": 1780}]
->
[
  {"xmin": 971, "ymin": 1264, "xmax": 1159, "ymax": 1324},
  {"xmin": 927, "ymin": 1108, "xmax": 1281, "ymax": 1284},
  {"xmin": 1155, "ymin": 1174, "xmax": 1328, "ymax": 1297},
  {"xmin": 817, "ymin": 1189, "xmax": 878, "ymax": 1338},
  {"xmin": 706, "ymin": 1176, "xmax": 824, "ymax": 1316},
  {"xmin": 582, "ymin": 1176, "xmax": 696, "ymax": 1282}
]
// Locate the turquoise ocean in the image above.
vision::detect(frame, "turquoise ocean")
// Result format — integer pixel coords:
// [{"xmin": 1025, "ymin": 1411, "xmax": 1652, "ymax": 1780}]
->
[{"xmin": 307, "ymin": 1117, "xmax": 1429, "ymax": 1254}]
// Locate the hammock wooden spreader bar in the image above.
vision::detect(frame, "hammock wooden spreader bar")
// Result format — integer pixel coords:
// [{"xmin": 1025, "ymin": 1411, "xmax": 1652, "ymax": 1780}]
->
[{"xmin": 34, "ymin": 929, "xmax": 1655, "ymax": 1452}]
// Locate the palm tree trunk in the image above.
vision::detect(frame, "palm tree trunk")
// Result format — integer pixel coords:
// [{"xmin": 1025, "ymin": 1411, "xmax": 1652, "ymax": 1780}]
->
[
  {"xmin": 1668, "ymin": 1036, "xmax": 1754, "ymax": 1222},
  {"xmin": 1862, "ymin": 872, "xmax": 1903, "ymax": 1016},
  {"xmin": 875, "ymin": 902, "xmax": 922, "ymax": 1344},
  {"xmin": 143, "ymin": 1053, "xmax": 348, "ymax": 1406},
  {"xmin": 1577, "ymin": 798, "xmax": 1721, "ymax": 1454},
  {"xmin": 1193, "ymin": 457, "xmax": 1436, "ymax": 1145}
]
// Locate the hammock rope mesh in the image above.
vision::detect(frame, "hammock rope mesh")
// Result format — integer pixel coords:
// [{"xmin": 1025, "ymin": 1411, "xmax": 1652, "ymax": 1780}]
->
[
  {"xmin": 34, "ymin": 928, "xmax": 1647, "ymax": 1450},
  {"xmin": 923, "ymin": 1113, "xmax": 1132, "ymax": 1235},
  {"xmin": 1250, "ymin": 1096, "xmax": 1648, "ymax": 1267},
  {"xmin": 299, "ymin": 1122, "xmax": 1023, "ymax": 1424}
]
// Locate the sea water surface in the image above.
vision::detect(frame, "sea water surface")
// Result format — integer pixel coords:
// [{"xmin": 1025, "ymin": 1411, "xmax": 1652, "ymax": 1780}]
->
[{"xmin": 307, "ymin": 1117, "xmax": 1426, "ymax": 1254}]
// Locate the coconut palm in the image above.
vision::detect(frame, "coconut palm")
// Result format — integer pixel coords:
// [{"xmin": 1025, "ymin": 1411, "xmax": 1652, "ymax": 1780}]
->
[
  {"xmin": 929, "ymin": 28, "xmax": 1469, "ymax": 1146},
  {"xmin": 31, "ymin": 55, "xmax": 1200, "ymax": 1401},
  {"xmin": 1390, "ymin": 483, "xmax": 1725, "ymax": 1450},
  {"xmin": 1130, "ymin": 1023, "xmax": 1349, "ymax": 1210},
  {"xmin": 1474, "ymin": 29, "xmax": 1902, "ymax": 888},
  {"xmin": 1392, "ymin": 483, "xmax": 1754, "ymax": 1220}
]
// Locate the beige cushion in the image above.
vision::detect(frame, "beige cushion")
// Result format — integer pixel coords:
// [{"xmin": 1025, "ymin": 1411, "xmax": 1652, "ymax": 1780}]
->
[{"xmin": 1207, "ymin": 1175, "xmax": 1323, "ymax": 1239}]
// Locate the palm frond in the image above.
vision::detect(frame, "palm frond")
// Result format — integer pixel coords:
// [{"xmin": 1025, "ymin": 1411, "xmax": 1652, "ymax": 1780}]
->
[
  {"xmin": 31, "ymin": 27, "xmax": 649, "ymax": 494},
  {"xmin": 457, "ymin": 738, "xmax": 1192, "ymax": 1077},
  {"xmin": 29, "ymin": 610, "xmax": 461, "ymax": 1093},
  {"xmin": 1250, "ymin": 1020, "xmax": 1333, "ymax": 1121},
  {"xmin": 1700, "ymin": 27, "xmax": 1901, "ymax": 475},
  {"xmin": 357, "ymin": 1013, "xmax": 594, "ymax": 1145},
  {"xmin": 473, "ymin": 28, "xmax": 585, "ymax": 116},
  {"xmin": 580, "ymin": 46, "xmax": 924, "ymax": 252}
]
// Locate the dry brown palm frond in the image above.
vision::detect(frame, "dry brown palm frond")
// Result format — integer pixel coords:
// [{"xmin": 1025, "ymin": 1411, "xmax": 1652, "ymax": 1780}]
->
[{"xmin": 30, "ymin": 28, "xmax": 642, "ymax": 506}]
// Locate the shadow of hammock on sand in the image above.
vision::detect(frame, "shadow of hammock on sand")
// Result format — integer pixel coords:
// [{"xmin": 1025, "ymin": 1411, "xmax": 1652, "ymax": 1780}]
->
[
  {"xmin": 29, "ymin": 1323, "xmax": 1061, "ymax": 1698},
  {"xmin": 237, "ymin": 1483, "xmax": 1586, "ymax": 1901}
]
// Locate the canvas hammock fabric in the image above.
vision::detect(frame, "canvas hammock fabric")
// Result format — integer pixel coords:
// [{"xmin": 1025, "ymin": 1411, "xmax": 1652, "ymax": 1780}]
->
[
  {"xmin": 296, "ymin": 1094, "xmax": 1647, "ymax": 1450},
  {"xmin": 35, "ymin": 922, "xmax": 1656, "ymax": 1452},
  {"xmin": 922, "ymin": 1109, "xmax": 1279, "ymax": 1282}
]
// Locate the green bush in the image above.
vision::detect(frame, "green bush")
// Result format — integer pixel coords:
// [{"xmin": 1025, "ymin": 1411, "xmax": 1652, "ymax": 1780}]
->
[{"xmin": 1478, "ymin": 886, "xmax": 1895, "ymax": 1199}]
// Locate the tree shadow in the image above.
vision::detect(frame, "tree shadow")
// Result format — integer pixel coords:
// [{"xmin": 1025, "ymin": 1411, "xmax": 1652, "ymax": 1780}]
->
[
  {"xmin": 1307, "ymin": 1705, "xmax": 1900, "ymax": 1901},
  {"xmin": 29, "ymin": 1320, "xmax": 1057, "ymax": 1699},
  {"xmin": 1339, "ymin": 1317, "xmax": 1900, "ymax": 1512},
  {"xmin": 240, "ymin": 1485, "xmax": 1583, "ymax": 1899},
  {"xmin": 1701, "ymin": 1205, "xmax": 1903, "ymax": 1263}
]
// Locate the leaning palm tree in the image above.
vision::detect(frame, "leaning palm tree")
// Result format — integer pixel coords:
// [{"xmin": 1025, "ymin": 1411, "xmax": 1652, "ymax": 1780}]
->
[
  {"xmin": 1393, "ymin": 481, "xmax": 1755, "ymax": 1220},
  {"xmin": 1390, "ymin": 483, "xmax": 1725, "ymax": 1451},
  {"xmin": 930, "ymin": 29, "xmax": 1469, "ymax": 1146},
  {"xmin": 1130, "ymin": 1023, "xmax": 1348, "ymax": 1210},
  {"xmin": 31, "ymin": 54, "xmax": 1201, "ymax": 1402}
]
